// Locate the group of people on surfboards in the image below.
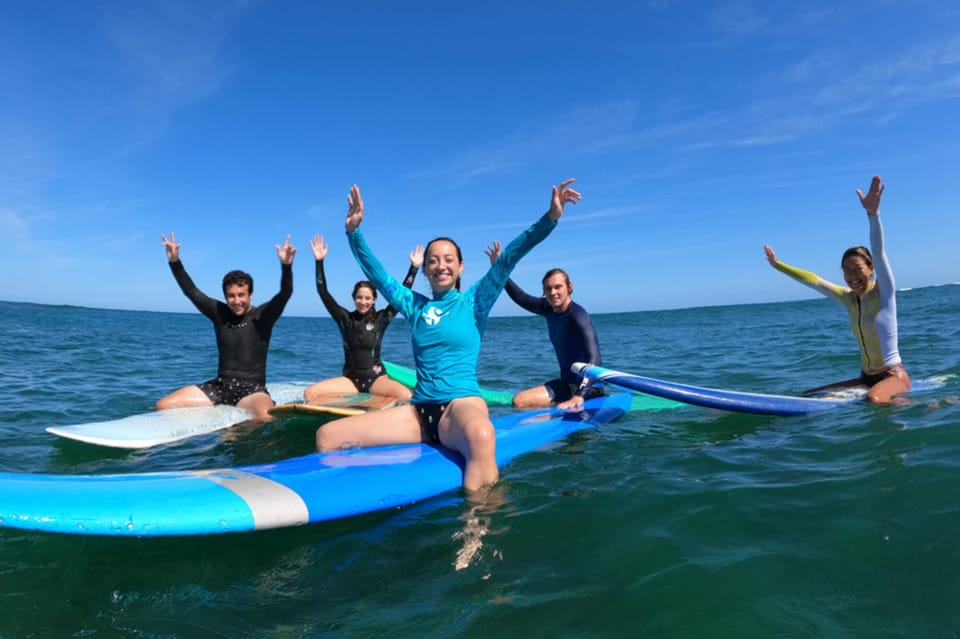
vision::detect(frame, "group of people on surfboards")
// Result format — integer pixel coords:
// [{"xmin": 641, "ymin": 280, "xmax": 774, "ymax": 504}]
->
[{"xmin": 157, "ymin": 174, "xmax": 908, "ymax": 493}]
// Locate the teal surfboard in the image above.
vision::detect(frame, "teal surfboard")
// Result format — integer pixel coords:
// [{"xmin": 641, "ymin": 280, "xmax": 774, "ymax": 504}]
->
[{"xmin": 383, "ymin": 360, "xmax": 515, "ymax": 406}]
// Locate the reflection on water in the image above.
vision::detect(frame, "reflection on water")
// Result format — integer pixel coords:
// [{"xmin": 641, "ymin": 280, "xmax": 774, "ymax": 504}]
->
[{"xmin": 453, "ymin": 483, "xmax": 510, "ymax": 571}]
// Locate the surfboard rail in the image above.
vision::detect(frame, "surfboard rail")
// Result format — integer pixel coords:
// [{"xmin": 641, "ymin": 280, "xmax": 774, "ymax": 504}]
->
[
  {"xmin": 2, "ymin": 394, "xmax": 632, "ymax": 537},
  {"xmin": 573, "ymin": 363, "xmax": 849, "ymax": 416}
]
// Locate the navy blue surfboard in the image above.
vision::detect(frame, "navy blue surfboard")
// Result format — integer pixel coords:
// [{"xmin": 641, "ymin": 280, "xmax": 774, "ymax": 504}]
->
[
  {"xmin": 572, "ymin": 363, "xmax": 849, "ymax": 416},
  {"xmin": 0, "ymin": 394, "xmax": 630, "ymax": 536}
]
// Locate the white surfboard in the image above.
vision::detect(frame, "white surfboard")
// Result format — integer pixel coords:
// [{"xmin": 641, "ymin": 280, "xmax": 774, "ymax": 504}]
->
[{"xmin": 46, "ymin": 382, "xmax": 309, "ymax": 449}]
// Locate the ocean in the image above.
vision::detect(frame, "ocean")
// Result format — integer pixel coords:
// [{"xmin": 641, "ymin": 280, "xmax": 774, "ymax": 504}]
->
[{"xmin": 1, "ymin": 284, "xmax": 958, "ymax": 638}]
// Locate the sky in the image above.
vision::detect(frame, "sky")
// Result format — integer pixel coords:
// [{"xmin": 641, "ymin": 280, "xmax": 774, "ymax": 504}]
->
[{"xmin": 1, "ymin": 0, "xmax": 958, "ymax": 317}]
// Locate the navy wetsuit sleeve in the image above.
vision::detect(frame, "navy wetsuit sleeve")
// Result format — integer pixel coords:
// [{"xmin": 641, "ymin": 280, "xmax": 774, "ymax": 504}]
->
[
  {"xmin": 315, "ymin": 259, "xmax": 350, "ymax": 324},
  {"xmin": 504, "ymin": 279, "xmax": 548, "ymax": 316},
  {"xmin": 169, "ymin": 260, "xmax": 219, "ymax": 320},
  {"xmin": 570, "ymin": 306, "xmax": 602, "ymax": 396}
]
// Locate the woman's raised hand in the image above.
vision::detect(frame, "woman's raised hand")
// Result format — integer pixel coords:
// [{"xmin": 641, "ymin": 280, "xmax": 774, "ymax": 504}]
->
[{"xmin": 345, "ymin": 184, "xmax": 364, "ymax": 232}]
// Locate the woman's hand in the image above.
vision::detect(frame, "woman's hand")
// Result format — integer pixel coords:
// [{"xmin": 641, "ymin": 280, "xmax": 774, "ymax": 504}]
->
[
  {"xmin": 856, "ymin": 175, "xmax": 884, "ymax": 216},
  {"xmin": 345, "ymin": 184, "xmax": 364, "ymax": 232}
]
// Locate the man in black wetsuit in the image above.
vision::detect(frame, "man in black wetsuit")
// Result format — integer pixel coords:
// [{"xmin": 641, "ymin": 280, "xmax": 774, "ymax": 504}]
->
[
  {"xmin": 486, "ymin": 242, "xmax": 602, "ymax": 409},
  {"xmin": 157, "ymin": 231, "xmax": 297, "ymax": 420}
]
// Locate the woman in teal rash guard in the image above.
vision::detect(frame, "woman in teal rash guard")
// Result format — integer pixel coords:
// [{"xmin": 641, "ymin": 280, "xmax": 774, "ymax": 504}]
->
[
  {"xmin": 315, "ymin": 179, "xmax": 580, "ymax": 495},
  {"xmin": 764, "ymin": 175, "xmax": 910, "ymax": 403}
]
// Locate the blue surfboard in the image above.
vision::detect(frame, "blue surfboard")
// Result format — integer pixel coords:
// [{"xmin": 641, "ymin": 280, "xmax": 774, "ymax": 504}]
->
[
  {"xmin": 572, "ymin": 363, "xmax": 850, "ymax": 416},
  {"xmin": 0, "ymin": 394, "xmax": 631, "ymax": 536}
]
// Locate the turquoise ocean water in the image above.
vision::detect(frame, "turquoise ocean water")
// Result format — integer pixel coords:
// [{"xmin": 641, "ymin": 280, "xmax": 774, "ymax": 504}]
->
[{"xmin": 1, "ymin": 284, "xmax": 959, "ymax": 638}]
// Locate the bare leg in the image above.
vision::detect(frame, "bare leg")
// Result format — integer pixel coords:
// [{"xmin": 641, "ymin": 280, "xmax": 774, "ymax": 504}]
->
[
  {"xmin": 511, "ymin": 384, "xmax": 553, "ymax": 409},
  {"xmin": 368, "ymin": 375, "xmax": 413, "ymax": 401},
  {"xmin": 156, "ymin": 385, "xmax": 212, "ymax": 411},
  {"xmin": 237, "ymin": 391, "xmax": 276, "ymax": 421},
  {"xmin": 866, "ymin": 369, "xmax": 912, "ymax": 404},
  {"xmin": 316, "ymin": 403, "xmax": 422, "ymax": 450},
  {"xmin": 438, "ymin": 397, "xmax": 498, "ymax": 494},
  {"xmin": 303, "ymin": 377, "xmax": 360, "ymax": 404}
]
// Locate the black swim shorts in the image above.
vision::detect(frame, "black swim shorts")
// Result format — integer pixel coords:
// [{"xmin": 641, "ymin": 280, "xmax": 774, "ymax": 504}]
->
[
  {"xmin": 544, "ymin": 378, "xmax": 605, "ymax": 403},
  {"xmin": 859, "ymin": 364, "xmax": 908, "ymax": 387},
  {"xmin": 414, "ymin": 402, "xmax": 448, "ymax": 444},
  {"xmin": 198, "ymin": 377, "xmax": 270, "ymax": 406}
]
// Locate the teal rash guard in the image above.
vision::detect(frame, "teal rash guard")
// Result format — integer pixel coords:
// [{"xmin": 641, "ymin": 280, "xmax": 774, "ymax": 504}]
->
[{"xmin": 348, "ymin": 213, "xmax": 557, "ymax": 404}]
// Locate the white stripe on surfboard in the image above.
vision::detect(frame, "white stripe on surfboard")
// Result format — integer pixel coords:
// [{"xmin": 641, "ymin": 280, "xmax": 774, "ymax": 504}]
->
[{"xmin": 193, "ymin": 469, "xmax": 309, "ymax": 530}]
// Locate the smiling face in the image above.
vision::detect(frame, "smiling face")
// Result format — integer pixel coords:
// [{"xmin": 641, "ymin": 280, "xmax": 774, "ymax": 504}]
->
[
  {"xmin": 842, "ymin": 255, "xmax": 874, "ymax": 295},
  {"xmin": 353, "ymin": 284, "xmax": 376, "ymax": 314},
  {"xmin": 224, "ymin": 283, "xmax": 252, "ymax": 316},
  {"xmin": 542, "ymin": 272, "xmax": 573, "ymax": 313},
  {"xmin": 424, "ymin": 238, "xmax": 463, "ymax": 294}
]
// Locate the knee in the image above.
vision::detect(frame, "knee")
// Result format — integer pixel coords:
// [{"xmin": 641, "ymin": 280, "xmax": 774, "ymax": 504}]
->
[
  {"xmin": 315, "ymin": 428, "xmax": 335, "ymax": 451},
  {"xmin": 316, "ymin": 427, "xmax": 349, "ymax": 452},
  {"xmin": 465, "ymin": 421, "xmax": 496, "ymax": 457}
]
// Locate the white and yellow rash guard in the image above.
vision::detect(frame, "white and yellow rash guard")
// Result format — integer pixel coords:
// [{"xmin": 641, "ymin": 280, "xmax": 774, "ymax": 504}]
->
[{"xmin": 773, "ymin": 214, "xmax": 901, "ymax": 374}]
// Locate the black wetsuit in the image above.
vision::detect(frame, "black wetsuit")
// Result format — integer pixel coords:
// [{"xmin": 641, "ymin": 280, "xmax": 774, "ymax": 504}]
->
[
  {"xmin": 504, "ymin": 279, "xmax": 603, "ymax": 401},
  {"xmin": 315, "ymin": 259, "xmax": 417, "ymax": 392},
  {"xmin": 170, "ymin": 260, "xmax": 292, "ymax": 403}
]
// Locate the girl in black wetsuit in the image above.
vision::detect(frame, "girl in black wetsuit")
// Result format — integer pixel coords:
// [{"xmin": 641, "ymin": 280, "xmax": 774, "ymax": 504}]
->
[{"xmin": 303, "ymin": 234, "xmax": 423, "ymax": 403}]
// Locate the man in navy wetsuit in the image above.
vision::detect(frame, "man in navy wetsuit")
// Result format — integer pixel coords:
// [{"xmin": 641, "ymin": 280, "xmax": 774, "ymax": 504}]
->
[
  {"xmin": 485, "ymin": 245, "xmax": 603, "ymax": 409},
  {"xmin": 156, "ymin": 232, "xmax": 297, "ymax": 420}
]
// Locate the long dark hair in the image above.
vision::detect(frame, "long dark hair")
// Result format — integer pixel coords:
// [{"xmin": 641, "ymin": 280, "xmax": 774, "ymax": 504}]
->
[
  {"xmin": 424, "ymin": 236, "xmax": 463, "ymax": 291},
  {"xmin": 352, "ymin": 280, "xmax": 377, "ymax": 300}
]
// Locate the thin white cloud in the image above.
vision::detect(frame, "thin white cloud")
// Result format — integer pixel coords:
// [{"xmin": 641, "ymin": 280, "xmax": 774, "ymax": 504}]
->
[
  {"xmin": 708, "ymin": 2, "xmax": 769, "ymax": 37},
  {"xmin": 98, "ymin": 0, "xmax": 255, "ymax": 149},
  {"xmin": 411, "ymin": 18, "xmax": 960, "ymax": 187},
  {"xmin": 0, "ymin": 208, "xmax": 29, "ymax": 237},
  {"xmin": 453, "ymin": 204, "xmax": 642, "ymax": 235},
  {"xmin": 89, "ymin": 230, "xmax": 148, "ymax": 251},
  {"xmin": 561, "ymin": 205, "xmax": 648, "ymax": 225},
  {"xmin": 0, "ymin": 121, "xmax": 56, "ymax": 196},
  {"xmin": 410, "ymin": 101, "xmax": 640, "ymax": 183}
]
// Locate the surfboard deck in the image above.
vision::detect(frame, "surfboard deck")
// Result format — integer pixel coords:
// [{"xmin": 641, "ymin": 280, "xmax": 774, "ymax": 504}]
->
[
  {"xmin": 46, "ymin": 382, "xmax": 309, "ymax": 449},
  {"xmin": 573, "ymin": 364, "xmax": 850, "ymax": 416},
  {"xmin": 1, "ymin": 394, "xmax": 632, "ymax": 537},
  {"xmin": 43, "ymin": 360, "xmax": 509, "ymax": 450},
  {"xmin": 269, "ymin": 393, "xmax": 399, "ymax": 418}
]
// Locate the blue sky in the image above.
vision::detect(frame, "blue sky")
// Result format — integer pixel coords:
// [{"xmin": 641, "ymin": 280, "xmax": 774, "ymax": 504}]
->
[{"xmin": 2, "ymin": 0, "xmax": 958, "ymax": 317}]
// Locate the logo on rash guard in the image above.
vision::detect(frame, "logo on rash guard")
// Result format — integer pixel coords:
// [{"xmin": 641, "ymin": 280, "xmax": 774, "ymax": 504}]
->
[{"xmin": 423, "ymin": 307, "xmax": 446, "ymax": 326}]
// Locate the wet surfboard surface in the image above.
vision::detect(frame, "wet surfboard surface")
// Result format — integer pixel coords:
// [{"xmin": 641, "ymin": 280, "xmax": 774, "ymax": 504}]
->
[{"xmin": 3, "ymin": 394, "xmax": 632, "ymax": 536}]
